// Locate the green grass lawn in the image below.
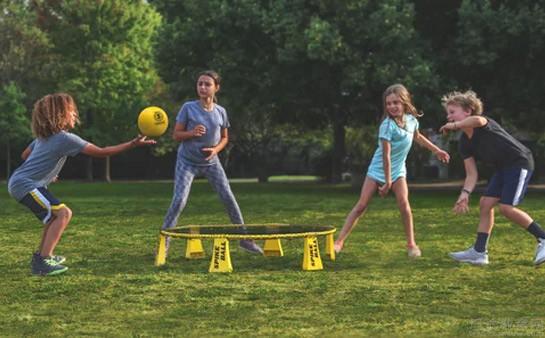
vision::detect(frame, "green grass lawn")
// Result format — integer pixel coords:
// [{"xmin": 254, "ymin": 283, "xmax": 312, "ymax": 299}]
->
[{"xmin": 1, "ymin": 181, "xmax": 544, "ymax": 336}]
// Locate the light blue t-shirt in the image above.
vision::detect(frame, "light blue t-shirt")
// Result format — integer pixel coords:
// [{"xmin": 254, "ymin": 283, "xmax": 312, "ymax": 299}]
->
[
  {"xmin": 8, "ymin": 131, "xmax": 88, "ymax": 201},
  {"xmin": 367, "ymin": 115, "xmax": 419, "ymax": 184},
  {"xmin": 176, "ymin": 100, "xmax": 230, "ymax": 166}
]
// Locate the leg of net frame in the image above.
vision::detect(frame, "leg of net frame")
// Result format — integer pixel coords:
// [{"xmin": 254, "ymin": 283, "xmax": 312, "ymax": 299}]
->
[
  {"xmin": 302, "ymin": 236, "xmax": 323, "ymax": 271},
  {"xmin": 185, "ymin": 238, "xmax": 206, "ymax": 259},
  {"xmin": 209, "ymin": 238, "xmax": 233, "ymax": 273},
  {"xmin": 263, "ymin": 238, "xmax": 284, "ymax": 256},
  {"xmin": 155, "ymin": 233, "xmax": 167, "ymax": 266},
  {"xmin": 325, "ymin": 233, "xmax": 335, "ymax": 261}
]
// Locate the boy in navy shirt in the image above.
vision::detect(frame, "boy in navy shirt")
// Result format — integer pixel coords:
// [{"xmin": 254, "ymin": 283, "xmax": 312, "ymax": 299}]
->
[{"xmin": 440, "ymin": 90, "xmax": 545, "ymax": 266}]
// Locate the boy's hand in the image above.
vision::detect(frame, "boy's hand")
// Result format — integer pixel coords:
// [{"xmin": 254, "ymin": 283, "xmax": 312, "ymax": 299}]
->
[
  {"xmin": 132, "ymin": 135, "xmax": 157, "ymax": 147},
  {"xmin": 439, "ymin": 122, "xmax": 457, "ymax": 135},
  {"xmin": 453, "ymin": 193, "xmax": 470, "ymax": 214}
]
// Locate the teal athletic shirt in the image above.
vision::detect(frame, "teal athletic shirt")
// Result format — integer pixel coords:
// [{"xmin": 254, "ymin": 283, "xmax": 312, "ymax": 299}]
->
[{"xmin": 366, "ymin": 115, "xmax": 419, "ymax": 184}]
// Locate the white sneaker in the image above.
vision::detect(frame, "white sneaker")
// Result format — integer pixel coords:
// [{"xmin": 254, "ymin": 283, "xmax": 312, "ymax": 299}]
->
[
  {"xmin": 535, "ymin": 239, "xmax": 545, "ymax": 266},
  {"xmin": 449, "ymin": 246, "xmax": 489, "ymax": 265}
]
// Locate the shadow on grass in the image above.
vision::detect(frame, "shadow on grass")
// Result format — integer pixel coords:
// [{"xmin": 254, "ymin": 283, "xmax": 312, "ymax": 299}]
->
[{"xmin": 72, "ymin": 246, "xmax": 478, "ymax": 277}]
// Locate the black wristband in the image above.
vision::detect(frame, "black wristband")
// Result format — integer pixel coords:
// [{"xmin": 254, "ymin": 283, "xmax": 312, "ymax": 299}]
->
[{"xmin": 462, "ymin": 188, "xmax": 471, "ymax": 194}]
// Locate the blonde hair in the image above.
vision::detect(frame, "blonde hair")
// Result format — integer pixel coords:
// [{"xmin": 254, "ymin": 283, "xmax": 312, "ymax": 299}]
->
[
  {"xmin": 441, "ymin": 90, "xmax": 483, "ymax": 115},
  {"xmin": 382, "ymin": 84, "xmax": 422, "ymax": 121},
  {"xmin": 32, "ymin": 93, "xmax": 79, "ymax": 138}
]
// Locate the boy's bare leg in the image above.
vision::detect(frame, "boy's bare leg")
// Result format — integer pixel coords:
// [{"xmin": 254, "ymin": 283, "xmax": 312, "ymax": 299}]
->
[
  {"xmin": 40, "ymin": 207, "xmax": 72, "ymax": 257},
  {"xmin": 39, "ymin": 219, "xmax": 54, "ymax": 253},
  {"xmin": 498, "ymin": 204, "xmax": 533, "ymax": 228},
  {"xmin": 477, "ymin": 197, "xmax": 498, "ymax": 233}
]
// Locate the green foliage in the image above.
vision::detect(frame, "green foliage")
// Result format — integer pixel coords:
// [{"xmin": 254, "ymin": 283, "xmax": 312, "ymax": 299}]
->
[
  {"xmin": 153, "ymin": 0, "xmax": 439, "ymax": 181},
  {"xmin": 0, "ymin": 0, "xmax": 55, "ymax": 104},
  {"xmin": 264, "ymin": 0, "xmax": 439, "ymax": 121},
  {"xmin": 345, "ymin": 124, "xmax": 378, "ymax": 170},
  {"xmin": 450, "ymin": 0, "xmax": 545, "ymax": 131},
  {"xmin": 36, "ymin": 0, "xmax": 163, "ymax": 144},
  {"xmin": 0, "ymin": 82, "xmax": 29, "ymax": 144},
  {"xmin": 3, "ymin": 0, "xmax": 545, "ymax": 179},
  {"xmin": 230, "ymin": 121, "xmax": 331, "ymax": 180},
  {"xmin": 1, "ymin": 182, "xmax": 545, "ymax": 335}
]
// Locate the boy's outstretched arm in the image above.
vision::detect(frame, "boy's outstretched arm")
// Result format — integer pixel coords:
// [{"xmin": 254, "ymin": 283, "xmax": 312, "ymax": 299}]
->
[
  {"xmin": 439, "ymin": 116, "xmax": 487, "ymax": 134},
  {"xmin": 414, "ymin": 130, "xmax": 450, "ymax": 163},
  {"xmin": 81, "ymin": 135, "xmax": 156, "ymax": 158}
]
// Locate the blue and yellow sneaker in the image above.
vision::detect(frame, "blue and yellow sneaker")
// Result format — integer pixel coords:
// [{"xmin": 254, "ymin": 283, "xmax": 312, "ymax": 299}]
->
[
  {"xmin": 35, "ymin": 252, "xmax": 66, "ymax": 265},
  {"xmin": 51, "ymin": 255, "xmax": 66, "ymax": 265},
  {"xmin": 31, "ymin": 253, "xmax": 68, "ymax": 276}
]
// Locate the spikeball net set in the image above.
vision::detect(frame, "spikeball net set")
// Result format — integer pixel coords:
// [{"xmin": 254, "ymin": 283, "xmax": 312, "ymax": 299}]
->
[{"xmin": 155, "ymin": 224, "xmax": 336, "ymax": 272}]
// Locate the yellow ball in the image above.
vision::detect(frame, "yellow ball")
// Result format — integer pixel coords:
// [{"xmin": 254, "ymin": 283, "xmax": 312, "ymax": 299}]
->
[{"xmin": 137, "ymin": 106, "xmax": 169, "ymax": 137}]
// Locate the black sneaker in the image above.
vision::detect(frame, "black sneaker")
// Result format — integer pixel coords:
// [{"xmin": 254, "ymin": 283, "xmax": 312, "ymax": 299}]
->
[{"xmin": 31, "ymin": 253, "xmax": 68, "ymax": 276}]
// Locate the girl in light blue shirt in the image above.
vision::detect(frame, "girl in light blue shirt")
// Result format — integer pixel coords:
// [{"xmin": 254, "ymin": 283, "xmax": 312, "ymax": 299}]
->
[{"xmin": 335, "ymin": 84, "xmax": 450, "ymax": 257}]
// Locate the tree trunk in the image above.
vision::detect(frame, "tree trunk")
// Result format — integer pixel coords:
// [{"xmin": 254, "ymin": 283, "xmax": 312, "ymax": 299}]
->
[
  {"xmin": 105, "ymin": 156, "xmax": 111, "ymax": 183},
  {"xmin": 257, "ymin": 169, "xmax": 269, "ymax": 183},
  {"xmin": 6, "ymin": 140, "xmax": 11, "ymax": 179},
  {"xmin": 86, "ymin": 157, "xmax": 93, "ymax": 181},
  {"xmin": 330, "ymin": 112, "xmax": 346, "ymax": 184}
]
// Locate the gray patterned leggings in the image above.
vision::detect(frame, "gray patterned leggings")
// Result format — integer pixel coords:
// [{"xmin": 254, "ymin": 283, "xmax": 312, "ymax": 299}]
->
[{"xmin": 162, "ymin": 160, "xmax": 244, "ymax": 229}]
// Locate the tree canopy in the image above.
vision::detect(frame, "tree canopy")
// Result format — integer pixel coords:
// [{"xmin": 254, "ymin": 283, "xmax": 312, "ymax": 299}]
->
[{"xmin": 2, "ymin": 0, "xmax": 545, "ymax": 181}]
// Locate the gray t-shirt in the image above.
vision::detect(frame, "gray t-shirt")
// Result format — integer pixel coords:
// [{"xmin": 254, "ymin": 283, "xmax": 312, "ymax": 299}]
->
[
  {"xmin": 176, "ymin": 100, "xmax": 230, "ymax": 166},
  {"xmin": 8, "ymin": 131, "xmax": 88, "ymax": 201}
]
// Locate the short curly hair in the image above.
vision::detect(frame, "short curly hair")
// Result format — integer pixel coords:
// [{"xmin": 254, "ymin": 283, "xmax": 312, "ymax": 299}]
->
[{"xmin": 441, "ymin": 90, "xmax": 483, "ymax": 115}]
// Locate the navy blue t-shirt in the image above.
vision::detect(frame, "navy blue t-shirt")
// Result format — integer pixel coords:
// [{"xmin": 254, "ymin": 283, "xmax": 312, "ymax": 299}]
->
[{"xmin": 459, "ymin": 117, "xmax": 534, "ymax": 170}]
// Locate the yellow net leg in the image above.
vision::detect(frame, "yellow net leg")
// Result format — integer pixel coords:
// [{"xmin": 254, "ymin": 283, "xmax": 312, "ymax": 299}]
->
[
  {"xmin": 155, "ymin": 234, "xmax": 167, "ymax": 266},
  {"xmin": 325, "ymin": 233, "xmax": 336, "ymax": 261},
  {"xmin": 263, "ymin": 238, "xmax": 284, "ymax": 257},
  {"xmin": 209, "ymin": 238, "xmax": 233, "ymax": 273},
  {"xmin": 185, "ymin": 239, "xmax": 205, "ymax": 259},
  {"xmin": 302, "ymin": 236, "xmax": 323, "ymax": 271}
]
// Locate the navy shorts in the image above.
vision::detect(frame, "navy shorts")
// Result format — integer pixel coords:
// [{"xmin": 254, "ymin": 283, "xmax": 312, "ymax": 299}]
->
[
  {"xmin": 19, "ymin": 188, "xmax": 66, "ymax": 225},
  {"xmin": 484, "ymin": 167, "xmax": 533, "ymax": 206}
]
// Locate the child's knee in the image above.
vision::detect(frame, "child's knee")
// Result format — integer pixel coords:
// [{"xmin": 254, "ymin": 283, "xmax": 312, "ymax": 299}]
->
[
  {"xmin": 479, "ymin": 197, "xmax": 496, "ymax": 211},
  {"xmin": 397, "ymin": 198, "xmax": 410, "ymax": 210},
  {"xmin": 354, "ymin": 203, "xmax": 367, "ymax": 215},
  {"xmin": 55, "ymin": 206, "xmax": 72, "ymax": 220},
  {"xmin": 498, "ymin": 204, "xmax": 513, "ymax": 216}
]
